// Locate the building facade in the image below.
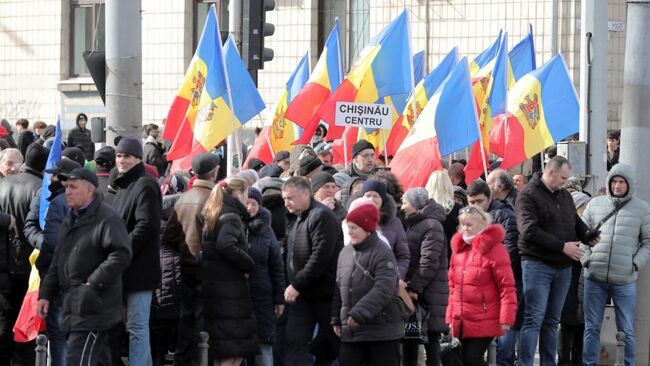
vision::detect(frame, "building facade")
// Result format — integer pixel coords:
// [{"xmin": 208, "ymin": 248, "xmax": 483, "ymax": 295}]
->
[{"xmin": 0, "ymin": 0, "xmax": 627, "ymax": 136}]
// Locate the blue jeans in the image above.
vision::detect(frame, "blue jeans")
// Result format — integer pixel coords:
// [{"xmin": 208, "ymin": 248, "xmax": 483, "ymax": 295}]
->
[
  {"xmin": 127, "ymin": 291, "xmax": 153, "ymax": 366},
  {"xmin": 582, "ymin": 278, "xmax": 636, "ymax": 366},
  {"xmin": 519, "ymin": 260, "xmax": 571, "ymax": 366},
  {"xmin": 46, "ymin": 295, "xmax": 66, "ymax": 366},
  {"xmin": 497, "ymin": 279, "xmax": 523, "ymax": 366},
  {"xmin": 255, "ymin": 344, "xmax": 273, "ymax": 366}
]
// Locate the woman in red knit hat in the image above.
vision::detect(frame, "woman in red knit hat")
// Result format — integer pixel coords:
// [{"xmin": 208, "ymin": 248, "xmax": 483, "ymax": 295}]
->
[
  {"xmin": 332, "ymin": 197, "xmax": 405, "ymax": 366},
  {"xmin": 446, "ymin": 206, "xmax": 517, "ymax": 365}
]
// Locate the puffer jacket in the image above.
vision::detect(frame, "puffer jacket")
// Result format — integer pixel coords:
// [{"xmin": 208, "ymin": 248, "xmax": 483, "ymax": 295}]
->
[
  {"xmin": 143, "ymin": 136, "xmax": 167, "ymax": 176},
  {"xmin": 404, "ymin": 199, "xmax": 449, "ymax": 332},
  {"xmin": 488, "ymin": 199, "xmax": 520, "ymax": 280},
  {"xmin": 38, "ymin": 196, "xmax": 132, "ymax": 332},
  {"xmin": 0, "ymin": 167, "xmax": 43, "ymax": 278},
  {"xmin": 446, "ymin": 225, "xmax": 517, "ymax": 338},
  {"xmin": 517, "ymin": 172, "xmax": 589, "ymax": 268},
  {"xmin": 247, "ymin": 207, "xmax": 285, "ymax": 344},
  {"xmin": 66, "ymin": 118, "xmax": 94, "ymax": 161},
  {"xmin": 581, "ymin": 163, "xmax": 650, "ymax": 284},
  {"xmin": 332, "ymin": 232, "xmax": 404, "ymax": 343},
  {"xmin": 378, "ymin": 195, "xmax": 410, "ymax": 280}
]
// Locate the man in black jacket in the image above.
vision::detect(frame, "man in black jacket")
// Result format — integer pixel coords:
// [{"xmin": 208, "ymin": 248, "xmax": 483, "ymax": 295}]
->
[
  {"xmin": 516, "ymin": 156, "xmax": 594, "ymax": 366},
  {"xmin": 467, "ymin": 179, "xmax": 521, "ymax": 365},
  {"xmin": 281, "ymin": 176, "xmax": 344, "ymax": 365},
  {"xmin": 37, "ymin": 168, "xmax": 131, "ymax": 366},
  {"xmin": 110, "ymin": 136, "xmax": 162, "ymax": 365},
  {"xmin": 66, "ymin": 113, "xmax": 94, "ymax": 162}
]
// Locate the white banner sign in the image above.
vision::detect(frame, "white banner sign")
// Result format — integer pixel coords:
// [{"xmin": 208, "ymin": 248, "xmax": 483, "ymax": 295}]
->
[{"xmin": 335, "ymin": 102, "xmax": 393, "ymax": 129}]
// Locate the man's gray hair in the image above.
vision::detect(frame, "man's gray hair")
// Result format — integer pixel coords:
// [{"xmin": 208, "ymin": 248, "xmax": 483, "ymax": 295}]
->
[{"xmin": 0, "ymin": 148, "xmax": 23, "ymax": 162}]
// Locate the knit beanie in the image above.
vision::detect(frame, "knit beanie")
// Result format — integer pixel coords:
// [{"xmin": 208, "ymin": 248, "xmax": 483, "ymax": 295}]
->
[
  {"xmin": 62, "ymin": 147, "xmax": 86, "ymax": 166},
  {"xmin": 248, "ymin": 187, "xmax": 263, "ymax": 206},
  {"xmin": 352, "ymin": 140, "xmax": 374, "ymax": 158},
  {"xmin": 310, "ymin": 171, "xmax": 336, "ymax": 194},
  {"xmin": 361, "ymin": 179, "xmax": 388, "ymax": 202},
  {"xmin": 24, "ymin": 143, "xmax": 49, "ymax": 172},
  {"xmin": 346, "ymin": 197, "xmax": 380, "ymax": 233},
  {"xmin": 238, "ymin": 169, "xmax": 259, "ymax": 187},
  {"xmin": 571, "ymin": 191, "xmax": 591, "ymax": 210},
  {"xmin": 404, "ymin": 187, "xmax": 430, "ymax": 210},
  {"xmin": 259, "ymin": 163, "xmax": 283, "ymax": 178},
  {"xmin": 299, "ymin": 154, "xmax": 323, "ymax": 176},
  {"xmin": 115, "ymin": 136, "xmax": 143, "ymax": 159}
]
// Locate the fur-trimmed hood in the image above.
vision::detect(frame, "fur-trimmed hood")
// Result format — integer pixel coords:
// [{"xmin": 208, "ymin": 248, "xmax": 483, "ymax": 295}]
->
[
  {"xmin": 451, "ymin": 224, "xmax": 505, "ymax": 255},
  {"xmin": 248, "ymin": 206, "xmax": 272, "ymax": 236}
]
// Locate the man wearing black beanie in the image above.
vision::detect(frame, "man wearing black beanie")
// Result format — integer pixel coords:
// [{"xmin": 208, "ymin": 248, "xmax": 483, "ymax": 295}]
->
[
  {"xmin": 339, "ymin": 140, "xmax": 378, "ymax": 180},
  {"xmin": 311, "ymin": 171, "xmax": 346, "ymax": 220}
]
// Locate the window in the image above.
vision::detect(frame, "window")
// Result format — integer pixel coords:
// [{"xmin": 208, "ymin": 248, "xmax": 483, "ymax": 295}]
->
[
  {"xmin": 194, "ymin": 0, "xmax": 229, "ymax": 50},
  {"xmin": 70, "ymin": 0, "xmax": 105, "ymax": 77}
]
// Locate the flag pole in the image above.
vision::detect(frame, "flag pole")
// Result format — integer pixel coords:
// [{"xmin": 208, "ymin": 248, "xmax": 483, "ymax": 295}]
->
[
  {"xmin": 343, "ymin": 129, "xmax": 349, "ymax": 167},
  {"xmin": 335, "ymin": 17, "xmax": 348, "ymax": 168},
  {"xmin": 405, "ymin": 10, "xmax": 419, "ymax": 124},
  {"xmin": 381, "ymin": 128, "xmax": 390, "ymax": 166},
  {"xmin": 259, "ymin": 113, "xmax": 275, "ymax": 160}
]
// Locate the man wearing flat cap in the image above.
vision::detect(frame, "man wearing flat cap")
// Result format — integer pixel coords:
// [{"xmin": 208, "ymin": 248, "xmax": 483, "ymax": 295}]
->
[
  {"xmin": 339, "ymin": 140, "xmax": 378, "ymax": 180},
  {"xmin": 38, "ymin": 167, "xmax": 131, "ymax": 366},
  {"xmin": 162, "ymin": 152, "xmax": 220, "ymax": 364},
  {"xmin": 109, "ymin": 136, "xmax": 162, "ymax": 365}
]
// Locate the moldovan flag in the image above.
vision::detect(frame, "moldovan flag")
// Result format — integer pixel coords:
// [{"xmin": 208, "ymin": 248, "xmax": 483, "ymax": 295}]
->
[
  {"xmin": 13, "ymin": 250, "xmax": 45, "ymax": 342},
  {"xmin": 390, "ymin": 57, "xmax": 479, "ymax": 190},
  {"xmin": 496, "ymin": 54, "xmax": 579, "ymax": 170},
  {"xmin": 318, "ymin": 10, "xmax": 414, "ymax": 141},
  {"xmin": 284, "ymin": 19, "xmax": 344, "ymax": 130},
  {"xmin": 385, "ymin": 47, "xmax": 459, "ymax": 156},
  {"xmin": 163, "ymin": 4, "xmax": 223, "ymax": 149},
  {"xmin": 470, "ymin": 30, "xmax": 502, "ymax": 76},
  {"xmin": 245, "ymin": 52, "xmax": 311, "ymax": 166}
]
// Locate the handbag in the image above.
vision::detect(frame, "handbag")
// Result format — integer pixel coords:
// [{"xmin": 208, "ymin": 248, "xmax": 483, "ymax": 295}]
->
[{"xmin": 402, "ymin": 301, "xmax": 430, "ymax": 344}]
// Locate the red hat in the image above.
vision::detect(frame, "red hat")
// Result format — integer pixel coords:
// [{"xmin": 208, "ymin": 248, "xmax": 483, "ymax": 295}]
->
[{"xmin": 346, "ymin": 197, "xmax": 380, "ymax": 233}]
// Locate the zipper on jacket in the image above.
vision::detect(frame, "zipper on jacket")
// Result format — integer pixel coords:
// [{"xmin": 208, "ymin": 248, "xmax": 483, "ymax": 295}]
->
[
  {"xmin": 481, "ymin": 293, "xmax": 487, "ymax": 312},
  {"xmin": 605, "ymin": 204, "xmax": 620, "ymax": 284}
]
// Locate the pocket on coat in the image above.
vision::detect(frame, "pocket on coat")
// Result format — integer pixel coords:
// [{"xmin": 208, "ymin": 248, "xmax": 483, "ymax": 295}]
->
[{"xmin": 69, "ymin": 284, "xmax": 102, "ymax": 314}]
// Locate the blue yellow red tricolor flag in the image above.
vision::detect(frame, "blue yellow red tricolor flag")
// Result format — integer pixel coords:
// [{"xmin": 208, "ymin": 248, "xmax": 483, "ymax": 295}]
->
[
  {"xmin": 245, "ymin": 52, "xmax": 311, "ymax": 167},
  {"xmin": 390, "ymin": 57, "xmax": 480, "ymax": 189},
  {"xmin": 494, "ymin": 54, "xmax": 579, "ymax": 170},
  {"xmin": 470, "ymin": 30, "xmax": 502, "ymax": 76},
  {"xmin": 509, "ymin": 25, "xmax": 536, "ymax": 81},
  {"xmin": 13, "ymin": 251, "xmax": 45, "ymax": 342}
]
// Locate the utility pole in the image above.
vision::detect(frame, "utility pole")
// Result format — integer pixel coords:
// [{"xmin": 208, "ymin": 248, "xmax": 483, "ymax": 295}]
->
[
  {"xmin": 621, "ymin": 2, "xmax": 650, "ymax": 365},
  {"xmin": 578, "ymin": 0, "xmax": 608, "ymax": 194},
  {"xmin": 105, "ymin": 0, "xmax": 142, "ymax": 145},
  {"xmin": 226, "ymin": 0, "xmax": 242, "ymax": 176}
]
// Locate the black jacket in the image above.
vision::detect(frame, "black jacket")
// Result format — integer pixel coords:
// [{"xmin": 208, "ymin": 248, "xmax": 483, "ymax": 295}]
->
[
  {"xmin": 378, "ymin": 195, "xmax": 410, "ymax": 280},
  {"xmin": 404, "ymin": 199, "xmax": 449, "ymax": 332},
  {"xmin": 262, "ymin": 192, "xmax": 288, "ymax": 244},
  {"xmin": 67, "ymin": 126, "xmax": 94, "ymax": 162},
  {"xmin": 332, "ymin": 232, "xmax": 404, "ymax": 343},
  {"xmin": 516, "ymin": 173, "xmax": 589, "ymax": 268},
  {"xmin": 488, "ymin": 199, "xmax": 521, "ymax": 280},
  {"xmin": 152, "ymin": 244, "xmax": 182, "ymax": 320},
  {"xmin": 143, "ymin": 138, "xmax": 167, "ymax": 176},
  {"xmin": 201, "ymin": 194, "xmax": 258, "ymax": 359},
  {"xmin": 17, "ymin": 131, "xmax": 35, "ymax": 158},
  {"xmin": 248, "ymin": 207, "xmax": 285, "ymax": 344},
  {"xmin": 0, "ymin": 212, "xmax": 12, "ymax": 294},
  {"xmin": 39, "ymin": 196, "xmax": 132, "ymax": 332},
  {"xmin": 110, "ymin": 163, "xmax": 162, "ymax": 292},
  {"xmin": 286, "ymin": 199, "xmax": 343, "ymax": 302},
  {"xmin": 0, "ymin": 168, "xmax": 43, "ymax": 278}
]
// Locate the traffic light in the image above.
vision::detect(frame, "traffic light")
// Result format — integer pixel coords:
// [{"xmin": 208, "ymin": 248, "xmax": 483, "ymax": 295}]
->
[{"xmin": 242, "ymin": 0, "xmax": 275, "ymax": 71}]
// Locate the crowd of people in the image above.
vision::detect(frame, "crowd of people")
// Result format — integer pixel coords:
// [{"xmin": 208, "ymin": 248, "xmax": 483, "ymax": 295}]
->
[{"xmin": 0, "ymin": 117, "xmax": 648, "ymax": 366}]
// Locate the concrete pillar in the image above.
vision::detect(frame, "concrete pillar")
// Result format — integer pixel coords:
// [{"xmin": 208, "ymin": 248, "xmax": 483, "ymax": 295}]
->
[
  {"xmin": 621, "ymin": 2, "xmax": 650, "ymax": 365},
  {"xmin": 578, "ymin": 0, "xmax": 608, "ymax": 194},
  {"xmin": 105, "ymin": 0, "xmax": 142, "ymax": 144}
]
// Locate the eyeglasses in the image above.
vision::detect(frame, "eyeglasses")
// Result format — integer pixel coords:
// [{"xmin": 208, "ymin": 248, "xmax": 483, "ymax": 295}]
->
[{"xmin": 459, "ymin": 206, "xmax": 480, "ymax": 215}]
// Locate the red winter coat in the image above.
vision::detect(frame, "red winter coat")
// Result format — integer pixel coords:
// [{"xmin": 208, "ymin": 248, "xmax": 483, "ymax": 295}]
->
[{"xmin": 446, "ymin": 224, "xmax": 517, "ymax": 338}]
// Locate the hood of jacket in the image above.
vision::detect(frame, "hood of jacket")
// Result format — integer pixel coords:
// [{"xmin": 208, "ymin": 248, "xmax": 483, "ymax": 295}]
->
[
  {"xmin": 75, "ymin": 113, "xmax": 88, "ymax": 129},
  {"xmin": 0, "ymin": 119, "xmax": 12, "ymax": 134},
  {"xmin": 379, "ymin": 194, "xmax": 397, "ymax": 225},
  {"xmin": 405, "ymin": 198, "xmax": 446, "ymax": 226},
  {"xmin": 248, "ymin": 206, "xmax": 272, "ymax": 235},
  {"xmin": 607, "ymin": 163, "xmax": 635, "ymax": 203},
  {"xmin": 451, "ymin": 224, "xmax": 505, "ymax": 254}
]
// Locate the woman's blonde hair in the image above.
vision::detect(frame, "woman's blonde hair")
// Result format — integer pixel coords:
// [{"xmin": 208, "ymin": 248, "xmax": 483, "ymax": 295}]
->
[
  {"xmin": 425, "ymin": 170, "xmax": 455, "ymax": 214},
  {"xmin": 458, "ymin": 205, "xmax": 493, "ymax": 226},
  {"xmin": 203, "ymin": 176, "xmax": 249, "ymax": 232}
]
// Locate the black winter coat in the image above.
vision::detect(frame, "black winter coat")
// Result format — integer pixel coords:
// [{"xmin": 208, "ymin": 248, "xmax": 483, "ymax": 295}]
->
[
  {"xmin": 378, "ymin": 195, "xmax": 410, "ymax": 280},
  {"xmin": 516, "ymin": 173, "xmax": 589, "ymax": 268},
  {"xmin": 404, "ymin": 199, "xmax": 449, "ymax": 332},
  {"xmin": 0, "ymin": 168, "xmax": 43, "ymax": 278},
  {"xmin": 332, "ymin": 232, "xmax": 404, "ymax": 343},
  {"xmin": 248, "ymin": 207, "xmax": 285, "ymax": 344},
  {"xmin": 143, "ymin": 139, "xmax": 167, "ymax": 176},
  {"xmin": 286, "ymin": 199, "xmax": 343, "ymax": 302},
  {"xmin": 262, "ymin": 192, "xmax": 288, "ymax": 244},
  {"xmin": 17, "ymin": 131, "xmax": 35, "ymax": 158},
  {"xmin": 201, "ymin": 194, "xmax": 258, "ymax": 359},
  {"xmin": 489, "ymin": 199, "xmax": 521, "ymax": 280},
  {"xmin": 443, "ymin": 202, "xmax": 462, "ymax": 262},
  {"xmin": 39, "ymin": 197, "xmax": 132, "ymax": 332},
  {"xmin": 152, "ymin": 244, "xmax": 181, "ymax": 320},
  {"xmin": 0, "ymin": 212, "xmax": 12, "ymax": 294},
  {"xmin": 67, "ymin": 126, "xmax": 94, "ymax": 161},
  {"xmin": 110, "ymin": 163, "xmax": 162, "ymax": 292}
]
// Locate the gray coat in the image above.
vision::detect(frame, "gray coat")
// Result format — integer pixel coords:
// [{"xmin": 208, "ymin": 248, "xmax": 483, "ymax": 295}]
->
[
  {"xmin": 581, "ymin": 163, "xmax": 650, "ymax": 284},
  {"xmin": 332, "ymin": 232, "xmax": 404, "ymax": 343}
]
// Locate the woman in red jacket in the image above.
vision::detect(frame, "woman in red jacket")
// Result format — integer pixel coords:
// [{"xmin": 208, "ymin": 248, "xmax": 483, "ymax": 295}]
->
[{"xmin": 446, "ymin": 206, "xmax": 517, "ymax": 365}]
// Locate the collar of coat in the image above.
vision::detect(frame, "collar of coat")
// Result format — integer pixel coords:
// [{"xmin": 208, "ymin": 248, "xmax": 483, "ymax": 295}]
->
[
  {"xmin": 113, "ymin": 162, "xmax": 146, "ymax": 189},
  {"xmin": 451, "ymin": 224, "xmax": 505, "ymax": 255}
]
